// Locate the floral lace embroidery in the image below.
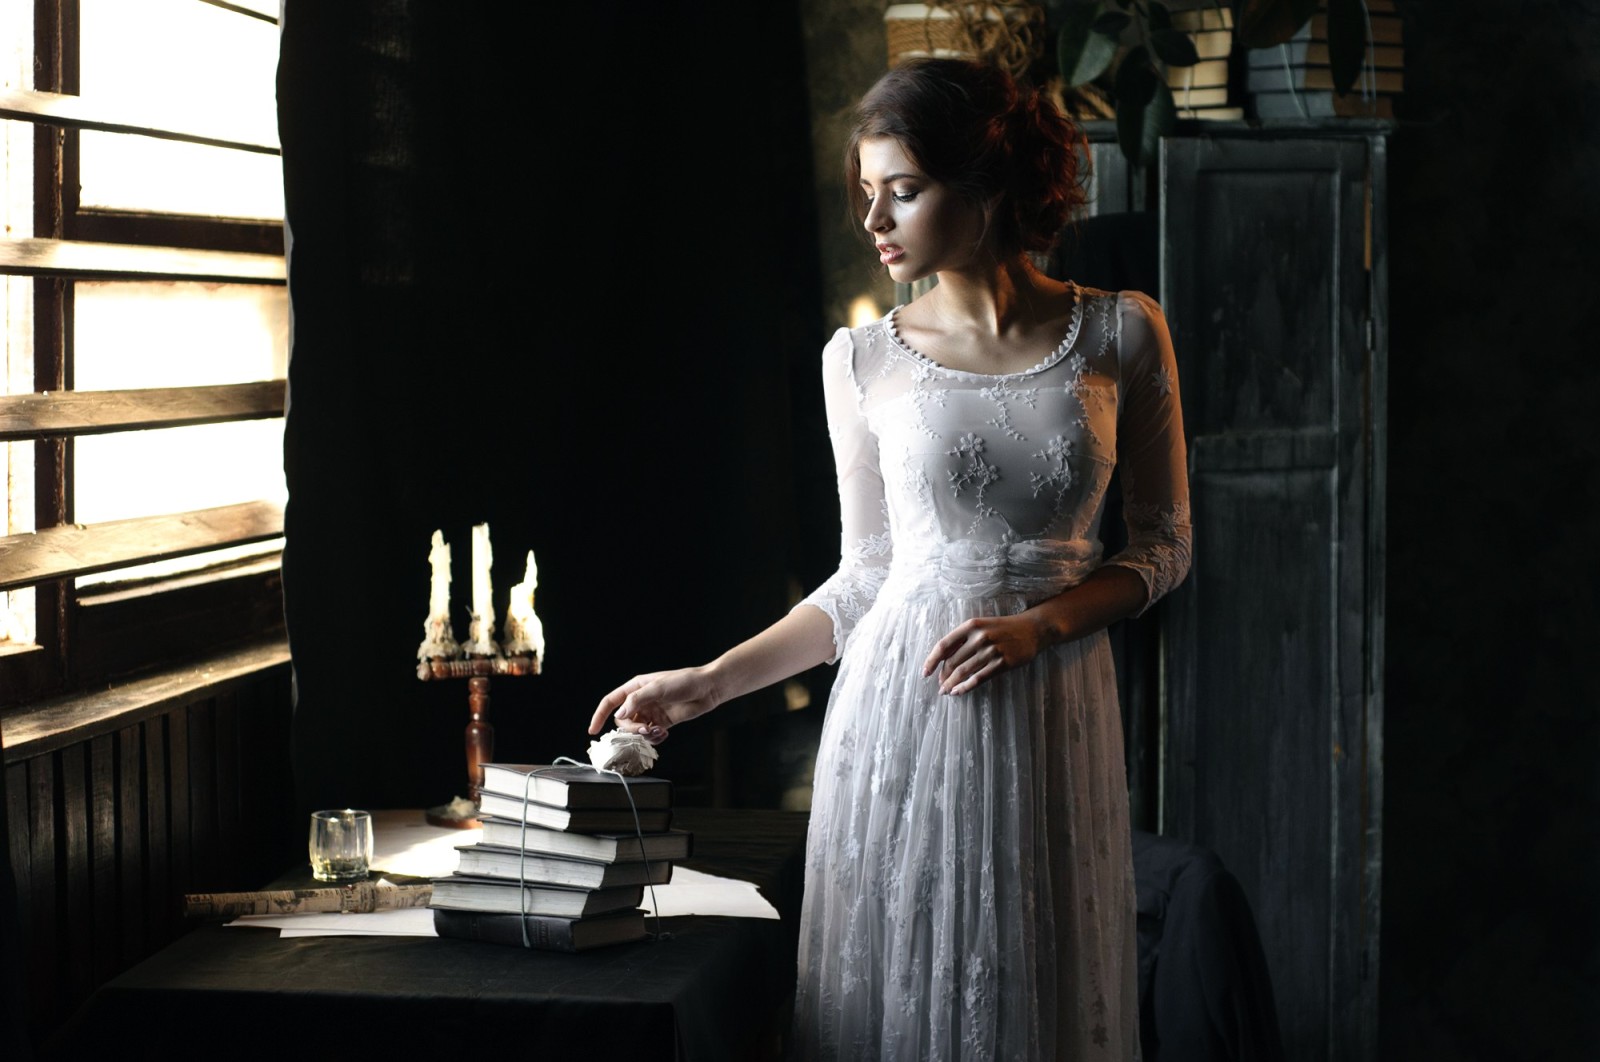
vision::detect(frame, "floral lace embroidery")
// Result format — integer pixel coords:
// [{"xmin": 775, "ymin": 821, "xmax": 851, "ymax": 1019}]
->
[
  {"xmin": 1029, "ymin": 434, "xmax": 1077, "ymax": 516},
  {"xmin": 946, "ymin": 432, "xmax": 1001, "ymax": 532},
  {"xmin": 980, "ymin": 379, "xmax": 1035, "ymax": 442}
]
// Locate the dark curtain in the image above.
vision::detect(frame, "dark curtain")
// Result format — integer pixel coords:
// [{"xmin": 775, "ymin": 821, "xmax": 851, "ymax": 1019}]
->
[{"xmin": 276, "ymin": 2, "xmax": 825, "ymax": 815}]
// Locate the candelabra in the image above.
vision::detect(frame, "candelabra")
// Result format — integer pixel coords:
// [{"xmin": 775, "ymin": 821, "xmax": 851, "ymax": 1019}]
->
[
  {"xmin": 415, "ymin": 652, "xmax": 540, "ymax": 828},
  {"xmin": 416, "ymin": 524, "xmax": 544, "ymax": 828}
]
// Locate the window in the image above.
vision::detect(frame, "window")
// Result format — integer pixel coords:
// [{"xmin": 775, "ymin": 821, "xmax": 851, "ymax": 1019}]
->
[{"xmin": 0, "ymin": 0, "xmax": 287, "ymax": 707}]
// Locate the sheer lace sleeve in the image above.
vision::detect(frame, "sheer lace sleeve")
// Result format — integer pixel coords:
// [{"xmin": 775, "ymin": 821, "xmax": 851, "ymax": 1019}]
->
[
  {"xmin": 1103, "ymin": 290, "xmax": 1192, "ymax": 613},
  {"xmin": 794, "ymin": 327, "xmax": 893, "ymax": 664}
]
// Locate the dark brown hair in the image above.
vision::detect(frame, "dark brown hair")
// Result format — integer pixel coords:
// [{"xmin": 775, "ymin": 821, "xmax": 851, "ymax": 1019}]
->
[{"xmin": 846, "ymin": 58, "xmax": 1087, "ymax": 258}]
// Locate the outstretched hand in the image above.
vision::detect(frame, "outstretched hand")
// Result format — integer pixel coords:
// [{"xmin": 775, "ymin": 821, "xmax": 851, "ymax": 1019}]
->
[
  {"xmin": 922, "ymin": 613, "xmax": 1048, "ymax": 696},
  {"xmin": 589, "ymin": 666, "xmax": 721, "ymax": 744}
]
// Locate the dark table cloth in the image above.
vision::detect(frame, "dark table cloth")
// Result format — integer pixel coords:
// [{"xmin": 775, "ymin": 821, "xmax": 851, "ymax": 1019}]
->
[{"xmin": 45, "ymin": 808, "xmax": 809, "ymax": 1062}]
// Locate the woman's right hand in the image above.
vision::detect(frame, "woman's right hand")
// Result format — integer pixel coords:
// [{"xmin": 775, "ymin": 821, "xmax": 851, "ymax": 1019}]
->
[{"xmin": 588, "ymin": 665, "xmax": 721, "ymax": 744}]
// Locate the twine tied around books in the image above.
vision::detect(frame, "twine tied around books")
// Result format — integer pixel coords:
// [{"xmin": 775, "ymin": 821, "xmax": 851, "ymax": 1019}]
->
[{"xmin": 512, "ymin": 755, "xmax": 670, "ymax": 947}]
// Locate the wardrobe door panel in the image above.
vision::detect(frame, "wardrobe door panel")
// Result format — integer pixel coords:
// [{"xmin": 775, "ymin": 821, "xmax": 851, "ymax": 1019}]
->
[{"xmin": 1161, "ymin": 133, "xmax": 1385, "ymax": 1062}]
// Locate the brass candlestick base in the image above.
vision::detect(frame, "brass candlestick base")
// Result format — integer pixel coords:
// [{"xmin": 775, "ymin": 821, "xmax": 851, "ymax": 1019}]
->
[{"xmin": 418, "ymin": 655, "xmax": 539, "ymax": 827}]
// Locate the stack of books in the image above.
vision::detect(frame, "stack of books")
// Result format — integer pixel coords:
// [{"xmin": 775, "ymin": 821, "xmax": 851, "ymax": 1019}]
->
[
  {"xmin": 1247, "ymin": 0, "xmax": 1402, "ymax": 119},
  {"xmin": 1166, "ymin": 5, "xmax": 1243, "ymax": 121},
  {"xmin": 429, "ymin": 763, "xmax": 691, "ymax": 951}
]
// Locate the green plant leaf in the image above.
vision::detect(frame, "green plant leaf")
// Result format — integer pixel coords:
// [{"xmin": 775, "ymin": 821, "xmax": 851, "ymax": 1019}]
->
[
  {"xmin": 1117, "ymin": 78, "xmax": 1176, "ymax": 167},
  {"xmin": 1091, "ymin": 10, "xmax": 1132, "ymax": 36},
  {"xmin": 1115, "ymin": 45, "xmax": 1159, "ymax": 106},
  {"xmin": 1325, "ymin": 0, "xmax": 1366, "ymax": 94},
  {"xmin": 1235, "ymin": 0, "xmax": 1320, "ymax": 49},
  {"xmin": 1147, "ymin": 1, "xmax": 1173, "ymax": 33},
  {"xmin": 1059, "ymin": 3, "xmax": 1119, "ymax": 87},
  {"xmin": 1150, "ymin": 27, "xmax": 1201, "ymax": 66}
]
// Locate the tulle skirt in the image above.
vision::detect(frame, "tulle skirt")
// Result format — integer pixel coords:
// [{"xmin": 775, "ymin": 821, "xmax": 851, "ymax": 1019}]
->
[{"xmin": 792, "ymin": 587, "xmax": 1141, "ymax": 1061}]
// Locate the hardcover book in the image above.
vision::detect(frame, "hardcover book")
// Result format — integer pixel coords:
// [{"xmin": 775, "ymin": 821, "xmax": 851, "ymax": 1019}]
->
[
  {"xmin": 1166, "ymin": 58, "xmax": 1230, "ymax": 90},
  {"xmin": 1170, "ymin": 6, "xmax": 1233, "ymax": 32},
  {"xmin": 1247, "ymin": 66, "xmax": 1402, "ymax": 94},
  {"xmin": 469, "ymin": 823, "xmax": 692, "ymax": 864},
  {"xmin": 1247, "ymin": 42, "xmax": 1404, "ymax": 68},
  {"xmin": 1251, "ymin": 90, "xmax": 1394, "ymax": 119},
  {"xmin": 478, "ymin": 763, "xmax": 673, "ymax": 810},
  {"xmin": 432, "ymin": 906, "xmax": 649, "ymax": 951},
  {"xmin": 453, "ymin": 843, "xmax": 677, "ymax": 888},
  {"xmin": 1164, "ymin": 85, "xmax": 1230, "ymax": 109},
  {"xmin": 429, "ymin": 876, "xmax": 644, "ymax": 918},
  {"xmin": 475, "ymin": 795, "xmax": 673, "ymax": 834}
]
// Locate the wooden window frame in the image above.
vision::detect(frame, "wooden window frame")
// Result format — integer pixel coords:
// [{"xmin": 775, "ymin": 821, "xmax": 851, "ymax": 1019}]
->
[{"xmin": 0, "ymin": 0, "xmax": 288, "ymax": 709}]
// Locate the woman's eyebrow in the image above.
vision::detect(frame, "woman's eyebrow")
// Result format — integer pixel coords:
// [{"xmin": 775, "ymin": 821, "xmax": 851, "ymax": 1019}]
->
[{"xmin": 862, "ymin": 171, "xmax": 920, "ymax": 186}]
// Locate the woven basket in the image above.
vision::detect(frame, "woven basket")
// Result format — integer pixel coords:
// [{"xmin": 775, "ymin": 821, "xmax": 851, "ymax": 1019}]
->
[{"xmin": 884, "ymin": 3, "xmax": 1043, "ymax": 79}]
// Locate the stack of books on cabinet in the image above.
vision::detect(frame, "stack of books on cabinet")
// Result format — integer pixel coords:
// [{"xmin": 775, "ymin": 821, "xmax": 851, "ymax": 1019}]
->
[
  {"xmin": 429, "ymin": 763, "xmax": 690, "ymax": 951},
  {"xmin": 1167, "ymin": 4, "xmax": 1244, "ymax": 120},
  {"xmin": 1247, "ymin": 0, "xmax": 1402, "ymax": 119}
]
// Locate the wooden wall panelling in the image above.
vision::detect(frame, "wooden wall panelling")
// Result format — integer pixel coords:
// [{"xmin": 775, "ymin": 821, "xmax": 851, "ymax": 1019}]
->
[
  {"xmin": 116, "ymin": 723, "xmax": 144, "ymax": 967},
  {"xmin": 23, "ymin": 756, "xmax": 57, "ymax": 1038},
  {"xmin": 166, "ymin": 705, "xmax": 192, "ymax": 914},
  {"xmin": 186, "ymin": 701, "xmax": 218, "ymax": 890},
  {"xmin": 89, "ymin": 732, "xmax": 117, "ymax": 987},
  {"xmin": 60, "ymin": 743, "xmax": 93, "ymax": 1008},
  {"xmin": 213, "ymin": 691, "xmax": 242, "ymax": 886},
  {"xmin": 142, "ymin": 712, "xmax": 170, "ymax": 947},
  {"xmin": 5, "ymin": 667, "xmax": 297, "ymax": 1051}
]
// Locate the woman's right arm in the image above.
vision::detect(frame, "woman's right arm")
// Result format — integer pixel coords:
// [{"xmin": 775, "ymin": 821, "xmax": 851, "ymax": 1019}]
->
[
  {"xmin": 587, "ymin": 606, "xmax": 836, "ymax": 741},
  {"xmin": 589, "ymin": 327, "xmax": 892, "ymax": 742}
]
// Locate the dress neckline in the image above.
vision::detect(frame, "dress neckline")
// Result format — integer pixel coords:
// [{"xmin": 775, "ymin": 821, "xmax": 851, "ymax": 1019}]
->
[{"xmin": 882, "ymin": 282, "xmax": 1084, "ymax": 380}]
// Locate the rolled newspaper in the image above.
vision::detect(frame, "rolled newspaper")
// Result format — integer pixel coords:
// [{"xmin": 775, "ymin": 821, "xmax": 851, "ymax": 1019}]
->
[{"xmin": 183, "ymin": 881, "xmax": 433, "ymax": 920}]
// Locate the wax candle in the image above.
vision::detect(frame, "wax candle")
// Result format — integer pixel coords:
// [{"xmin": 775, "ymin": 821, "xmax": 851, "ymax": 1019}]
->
[
  {"xmin": 503, "ymin": 550, "xmax": 545, "ymax": 665},
  {"xmin": 427, "ymin": 530, "xmax": 451, "ymax": 619},
  {"xmin": 471, "ymin": 523, "xmax": 493, "ymax": 625},
  {"xmin": 417, "ymin": 528, "xmax": 460, "ymax": 662},
  {"xmin": 463, "ymin": 522, "xmax": 497, "ymax": 656}
]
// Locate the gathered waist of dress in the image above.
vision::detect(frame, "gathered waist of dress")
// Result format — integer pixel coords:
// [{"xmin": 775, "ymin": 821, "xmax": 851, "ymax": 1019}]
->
[{"xmin": 881, "ymin": 536, "xmax": 1103, "ymax": 601}]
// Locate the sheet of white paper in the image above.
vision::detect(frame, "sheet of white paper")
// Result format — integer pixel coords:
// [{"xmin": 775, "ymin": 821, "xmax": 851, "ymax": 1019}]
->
[
  {"xmin": 228, "ymin": 906, "xmax": 438, "ymax": 936},
  {"xmin": 644, "ymin": 865, "xmax": 780, "ymax": 920},
  {"xmin": 368, "ymin": 809, "xmax": 480, "ymax": 878}
]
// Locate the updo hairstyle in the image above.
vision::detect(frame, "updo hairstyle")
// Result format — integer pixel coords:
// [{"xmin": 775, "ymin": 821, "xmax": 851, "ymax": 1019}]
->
[{"xmin": 846, "ymin": 57, "xmax": 1086, "ymax": 258}]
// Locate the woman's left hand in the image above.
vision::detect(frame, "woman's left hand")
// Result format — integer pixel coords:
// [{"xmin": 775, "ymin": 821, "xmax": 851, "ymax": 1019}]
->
[{"xmin": 922, "ymin": 613, "xmax": 1048, "ymax": 695}]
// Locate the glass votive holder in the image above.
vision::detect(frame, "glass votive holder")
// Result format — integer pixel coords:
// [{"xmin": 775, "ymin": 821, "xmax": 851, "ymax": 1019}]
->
[{"xmin": 308, "ymin": 808, "xmax": 373, "ymax": 882}]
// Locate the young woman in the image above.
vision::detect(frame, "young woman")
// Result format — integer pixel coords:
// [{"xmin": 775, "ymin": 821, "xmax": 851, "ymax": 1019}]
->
[{"xmin": 590, "ymin": 57, "xmax": 1190, "ymax": 1060}]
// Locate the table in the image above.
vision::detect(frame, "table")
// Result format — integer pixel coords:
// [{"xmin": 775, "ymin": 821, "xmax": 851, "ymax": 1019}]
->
[{"xmin": 47, "ymin": 808, "xmax": 810, "ymax": 1062}]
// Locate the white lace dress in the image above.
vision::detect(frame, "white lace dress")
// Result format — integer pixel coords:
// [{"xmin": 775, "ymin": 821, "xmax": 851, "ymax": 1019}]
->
[{"xmin": 791, "ymin": 287, "xmax": 1191, "ymax": 1061}]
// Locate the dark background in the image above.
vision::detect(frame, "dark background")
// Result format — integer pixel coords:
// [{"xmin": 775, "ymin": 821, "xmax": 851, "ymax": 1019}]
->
[
  {"xmin": 278, "ymin": 2, "xmax": 831, "ymax": 816},
  {"xmin": 277, "ymin": 1, "xmax": 1598, "ymax": 1058}
]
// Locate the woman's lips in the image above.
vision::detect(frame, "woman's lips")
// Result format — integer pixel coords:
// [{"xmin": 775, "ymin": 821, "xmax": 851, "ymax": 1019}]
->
[{"xmin": 878, "ymin": 244, "xmax": 904, "ymax": 265}]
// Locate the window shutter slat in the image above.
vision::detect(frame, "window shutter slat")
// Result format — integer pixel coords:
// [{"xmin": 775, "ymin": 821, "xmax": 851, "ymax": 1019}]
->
[
  {"xmin": 0, "ymin": 381, "xmax": 286, "ymax": 441},
  {"xmin": 0, "ymin": 238, "xmax": 285, "ymax": 284},
  {"xmin": 0, "ymin": 87, "xmax": 279, "ymax": 155},
  {"xmin": 0, "ymin": 501, "xmax": 284, "ymax": 592}
]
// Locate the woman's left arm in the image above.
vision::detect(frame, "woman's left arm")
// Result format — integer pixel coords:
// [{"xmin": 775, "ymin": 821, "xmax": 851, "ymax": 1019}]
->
[{"xmin": 925, "ymin": 291, "xmax": 1191, "ymax": 695}]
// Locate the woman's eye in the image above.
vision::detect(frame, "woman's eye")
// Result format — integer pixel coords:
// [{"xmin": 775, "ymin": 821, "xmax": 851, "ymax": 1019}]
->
[{"xmin": 892, "ymin": 191, "xmax": 918, "ymax": 203}]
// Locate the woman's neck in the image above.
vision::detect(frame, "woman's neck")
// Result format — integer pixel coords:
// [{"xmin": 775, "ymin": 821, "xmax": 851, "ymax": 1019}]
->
[{"xmin": 921, "ymin": 255, "xmax": 1065, "ymax": 337}]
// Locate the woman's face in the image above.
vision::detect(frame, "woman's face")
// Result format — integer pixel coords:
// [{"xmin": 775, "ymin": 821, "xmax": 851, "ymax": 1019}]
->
[{"xmin": 857, "ymin": 136, "xmax": 988, "ymax": 284}]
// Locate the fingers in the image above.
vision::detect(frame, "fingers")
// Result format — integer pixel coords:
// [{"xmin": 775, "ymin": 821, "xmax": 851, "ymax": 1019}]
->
[
  {"xmin": 922, "ymin": 621, "xmax": 973, "ymax": 677},
  {"xmin": 945, "ymin": 655, "xmax": 1003, "ymax": 695},
  {"xmin": 588, "ymin": 675, "xmax": 652, "ymax": 734},
  {"xmin": 925, "ymin": 617, "xmax": 1025, "ymax": 695}
]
